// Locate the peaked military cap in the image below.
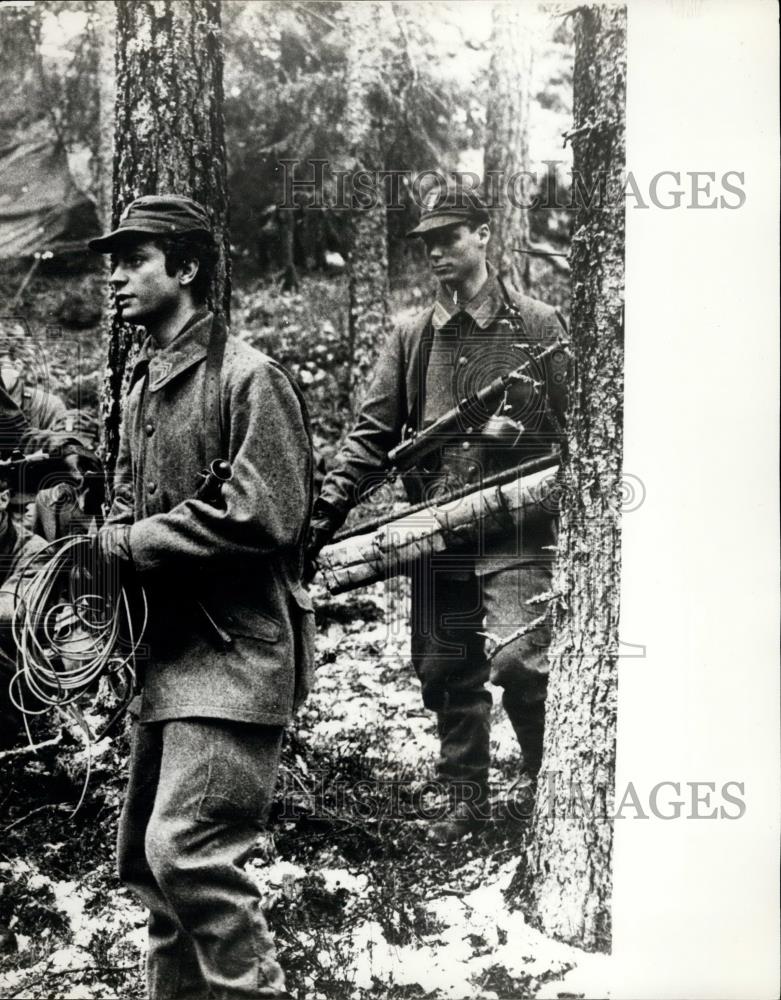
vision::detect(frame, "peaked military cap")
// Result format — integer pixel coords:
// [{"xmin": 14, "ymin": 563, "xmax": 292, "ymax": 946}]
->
[
  {"xmin": 88, "ymin": 195, "xmax": 212, "ymax": 252},
  {"xmin": 406, "ymin": 179, "xmax": 490, "ymax": 237}
]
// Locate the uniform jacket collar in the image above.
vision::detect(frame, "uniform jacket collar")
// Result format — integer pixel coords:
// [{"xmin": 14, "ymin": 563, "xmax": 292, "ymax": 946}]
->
[
  {"xmin": 134, "ymin": 309, "xmax": 213, "ymax": 392},
  {"xmin": 430, "ymin": 264, "xmax": 507, "ymax": 331}
]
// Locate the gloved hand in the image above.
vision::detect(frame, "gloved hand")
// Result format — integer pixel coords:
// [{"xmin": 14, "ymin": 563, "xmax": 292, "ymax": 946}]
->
[
  {"xmin": 304, "ymin": 520, "xmax": 334, "ymax": 584},
  {"xmin": 95, "ymin": 524, "xmax": 132, "ymax": 565},
  {"xmin": 304, "ymin": 498, "xmax": 345, "ymax": 584},
  {"xmin": 83, "ymin": 524, "xmax": 133, "ymax": 588}
]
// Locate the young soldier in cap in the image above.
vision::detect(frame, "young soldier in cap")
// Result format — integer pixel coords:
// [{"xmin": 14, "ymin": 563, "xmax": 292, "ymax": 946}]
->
[
  {"xmin": 308, "ymin": 179, "xmax": 570, "ymax": 842},
  {"xmin": 88, "ymin": 195, "xmax": 313, "ymax": 999}
]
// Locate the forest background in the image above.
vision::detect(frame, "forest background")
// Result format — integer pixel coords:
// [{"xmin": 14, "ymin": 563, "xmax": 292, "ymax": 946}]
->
[
  {"xmin": 0, "ymin": 0, "xmax": 573, "ymax": 463},
  {"xmin": 0, "ymin": 4, "xmax": 624, "ymax": 1000}
]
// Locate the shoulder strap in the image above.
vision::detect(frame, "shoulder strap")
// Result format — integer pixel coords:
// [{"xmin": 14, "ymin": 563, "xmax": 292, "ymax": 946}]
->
[
  {"xmin": 405, "ymin": 307, "xmax": 436, "ymax": 437},
  {"xmin": 203, "ymin": 312, "xmax": 227, "ymax": 466}
]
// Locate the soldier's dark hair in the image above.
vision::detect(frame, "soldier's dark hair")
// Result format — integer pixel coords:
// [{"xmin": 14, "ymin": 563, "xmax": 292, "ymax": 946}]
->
[{"xmin": 155, "ymin": 231, "xmax": 219, "ymax": 305}]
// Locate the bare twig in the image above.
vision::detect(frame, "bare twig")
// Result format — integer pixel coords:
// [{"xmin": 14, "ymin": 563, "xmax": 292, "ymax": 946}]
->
[
  {"xmin": 290, "ymin": 1, "xmax": 336, "ymax": 31},
  {"xmin": 12, "ymin": 963, "xmax": 138, "ymax": 995},
  {"xmin": 0, "ymin": 731, "xmax": 63, "ymax": 762},
  {"xmin": 512, "ymin": 246, "xmax": 569, "ymax": 258},
  {"xmin": 485, "ymin": 611, "xmax": 550, "ymax": 661},
  {"xmin": 1, "ymin": 802, "xmax": 68, "ymax": 834},
  {"xmin": 562, "ymin": 116, "xmax": 620, "ymax": 147},
  {"xmin": 525, "ymin": 589, "xmax": 564, "ymax": 606}
]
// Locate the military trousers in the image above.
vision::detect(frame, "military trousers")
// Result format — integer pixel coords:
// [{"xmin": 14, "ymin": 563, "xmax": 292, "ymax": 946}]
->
[
  {"xmin": 117, "ymin": 718, "xmax": 289, "ymax": 1000},
  {"xmin": 410, "ymin": 558, "xmax": 553, "ymax": 795}
]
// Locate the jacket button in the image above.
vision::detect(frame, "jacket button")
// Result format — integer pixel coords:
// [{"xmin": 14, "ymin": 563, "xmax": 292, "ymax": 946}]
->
[
  {"xmin": 145, "ymin": 422, "xmax": 154, "ymax": 436},
  {"xmin": 147, "ymin": 481, "xmax": 157, "ymax": 495},
  {"xmin": 461, "ymin": 441, "xmax": 470, "ymax": 451},
  {"xmin": 458, "ymin": 356, "xmax": 468, "ymax": 366}
]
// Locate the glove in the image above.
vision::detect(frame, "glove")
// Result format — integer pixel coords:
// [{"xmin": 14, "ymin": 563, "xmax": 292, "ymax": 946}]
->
[
  {"xmin": 84, "ymin": 524, "xmax": 133, "ymax": 588},
  {"xmin": 304, "ymin": 520, "xmax": 334, "ymax": 584},
  {"xmin": 95, "ymin": 524, "xmax": 132, "ymax": 565},
  {"xmin": 304, "ymin": 497, "xmax": 346, "ymax": 583}
]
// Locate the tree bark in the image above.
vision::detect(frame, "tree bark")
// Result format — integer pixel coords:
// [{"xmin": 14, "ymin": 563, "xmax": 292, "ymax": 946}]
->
[
  {"xmin": 278, "ymin": 209, "xmax": 299, "ymax": 293},
  {"xmin": 319, "ymin": 465, "xmax": 559, "ymax": 595},
  {"xmin": 343, "ymin": 1, "xmax": 392, "ymax": 412},
  {"xmin": 484, "ymin": 2, "xmax": 533, "ymax": 293},
  {"xmin": 513, "ymin": 5, "xmax": 626, "ymax": 953},
  {"xmin": 94, "ymin": 2, "xmax": 116, "ymax": 232},
  {"xmin": 0, "ymin": 6, "xmax": 43, "ymax": 144},
  {"xmin": 101, "ymin": 0, "xmax": 229, "ymax": 475}
]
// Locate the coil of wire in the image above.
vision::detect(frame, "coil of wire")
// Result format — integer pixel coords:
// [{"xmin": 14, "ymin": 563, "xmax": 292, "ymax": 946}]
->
[{"xmin": 8, "ymin": 534, "xmax": 147, "ymax": 720}]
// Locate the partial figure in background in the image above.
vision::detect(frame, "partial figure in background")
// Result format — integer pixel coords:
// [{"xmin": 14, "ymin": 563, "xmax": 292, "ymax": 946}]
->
[
  {"xmin": 0, "ymin": 472, "xmax": 46, "ymax": 747},
  {"xmin": 308, "ymin": 179, "xmax": 570, "ymax": 843},
  {"xmin": 24, "ymin": 409, "xmax": 104, "ymax": 541},
  {"xmin": 0, "ymin": 350, "xmax": 66, "ymax": 458}
]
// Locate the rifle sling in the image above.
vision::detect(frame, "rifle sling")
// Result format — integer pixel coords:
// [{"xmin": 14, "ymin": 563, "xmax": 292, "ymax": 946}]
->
[{"xmin": 203, "ymin": 312, "xmax": 227, "ymax": 467}]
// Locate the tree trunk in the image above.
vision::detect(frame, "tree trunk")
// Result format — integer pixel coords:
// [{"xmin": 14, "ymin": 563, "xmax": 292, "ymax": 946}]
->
[
  {"xmin": 484, "ymin": 2, "xmax": 533, "ymax": 293},
  {"xmin": 343, "ymin": 1, "xmax": 391, "ymax": 412},
  {"xmin": 512, "ymin": 5, "xmax": 626, "ymax": 952},
  {"xmin": 0, "ymin": 6, "xmax": 43, "ymax": 144},
  {"xmin": 93, "ymin": 2, "xmax": 116, "ymax": 231},
  {"xmin": 278, "ymin": 209, "xmax": 299, "ymax": 293},
  {"xmin": 101, "ymin": 0, "xmax": 229, "ymax": 475}
]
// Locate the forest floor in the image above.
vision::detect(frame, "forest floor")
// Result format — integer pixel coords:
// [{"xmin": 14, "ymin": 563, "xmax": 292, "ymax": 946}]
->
[
  {"xmin": 0, "ymin": 577, "xmax": 611, "ymax": 1000},
  {"xmin": 0, "ymin": 263, "xmax": 606, "ymax": 1000}
]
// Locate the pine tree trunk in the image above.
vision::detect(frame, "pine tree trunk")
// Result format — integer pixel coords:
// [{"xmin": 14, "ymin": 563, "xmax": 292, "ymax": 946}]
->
[
  {"xmin": 101, "ymin": 0, "xmax": 229, "ymax": 475},
  {"xmin": 484, "ymin": 2, "xmax": 533, "ymax": 293},
  {"xmin": 0, "ymin": 6, "xmax": 43, "ymax": 143},
  {"xmin": 94, "ymin": 2, "xmax": 116, "ymax": 231},
  {"xmin": 512, "ymin": 5, "xmax": 626, "ymax": 952},
  {"xmin": 343, "ymin": 1, "xmax": 391, "ymax": 412},
  {"xmin": 279, "ymin": 209, "xmax": 299, "ymax": 293}
]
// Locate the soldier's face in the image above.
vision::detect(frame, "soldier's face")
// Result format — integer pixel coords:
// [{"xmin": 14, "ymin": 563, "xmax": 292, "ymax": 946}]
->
[
  {"xmin": 109, "ymin": 240, "xmax": 184, "ymax": 326},
  {"xmin": 421, "ymin": 223, "xmax": 489, "ymax": 288}
]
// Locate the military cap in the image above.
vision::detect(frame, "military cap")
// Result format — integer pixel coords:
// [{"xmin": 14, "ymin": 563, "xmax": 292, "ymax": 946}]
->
[
  {"xmin": 88, "ymin": 194, "xmax": 211, "ymax": 253},
  {"xmin": 407, "ymin": 179, "xmax": 490, "ymax": 237}
]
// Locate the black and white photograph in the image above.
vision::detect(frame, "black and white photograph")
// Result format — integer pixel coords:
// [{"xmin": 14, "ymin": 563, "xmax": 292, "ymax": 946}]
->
[{"xmin": 0, "ymin": 2, "xmax": 777, "ymax": 999}]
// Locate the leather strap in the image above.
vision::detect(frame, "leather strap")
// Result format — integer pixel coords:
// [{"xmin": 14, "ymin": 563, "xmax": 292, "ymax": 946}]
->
[
  {"xmin": 200, "ymin": 317, "xmax": 312, "ymax": 580},
  {"xmin": 202, "ymin": 312, "xmax": 227, "ymax": 467}
]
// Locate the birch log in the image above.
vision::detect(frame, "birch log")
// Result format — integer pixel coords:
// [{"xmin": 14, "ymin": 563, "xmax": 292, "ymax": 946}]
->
[{"xmin": 318, "ymin": 465, "xmax": 559, "ymax": 595}]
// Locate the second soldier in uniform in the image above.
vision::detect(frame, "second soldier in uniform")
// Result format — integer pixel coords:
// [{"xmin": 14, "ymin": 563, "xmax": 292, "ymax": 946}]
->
[{"xmin": 308, "ymin": 180, "xmax": 570, "ymax": 842}]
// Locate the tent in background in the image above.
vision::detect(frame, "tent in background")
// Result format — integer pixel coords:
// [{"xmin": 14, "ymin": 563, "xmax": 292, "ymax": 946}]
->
[{"xmin": 0, "ymin": 120, "xmax": 99, "ymax": 260}]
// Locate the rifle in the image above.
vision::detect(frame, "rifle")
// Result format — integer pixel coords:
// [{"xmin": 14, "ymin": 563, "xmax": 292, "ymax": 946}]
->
[
  {"xmin": 319, "ymin": 458, "xmax": 561, "ymax": 595},
  {"xmin": 387, "ymin": 363, "xmax": 532, "ymax": 473},
  {"xmin": 0, "ymin": 449, "xmax": 54, "ymax": 498},
  {"xmin": 0, "ymin": 448, "xmax": 50, "ymax": 472},
  {"xmin": 334, "ymin": 449, "xmax": 560, "ymax": 543}
]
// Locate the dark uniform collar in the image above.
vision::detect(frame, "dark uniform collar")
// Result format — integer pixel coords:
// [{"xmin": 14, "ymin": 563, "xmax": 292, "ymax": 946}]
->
[
  {"xmin": 431, "ymin": 264, "xmax": 507, "ymax": 331},
  {"xmin": 135, "ymin": 309, "xmax": 213, "ymax": 392}
]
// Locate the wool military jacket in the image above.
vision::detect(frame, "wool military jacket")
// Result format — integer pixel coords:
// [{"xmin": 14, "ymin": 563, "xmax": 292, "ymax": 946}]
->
[
  {"xmin": 0, "ymin": 518, "xmax": 47, "ymax": 627},
  {"xmin": 107, "ymin": 311, "xmax": 315, "ymax": 726},
  {"xmin": 318, "ymin": 270, "xmax": 569, "ymax": 572}
]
